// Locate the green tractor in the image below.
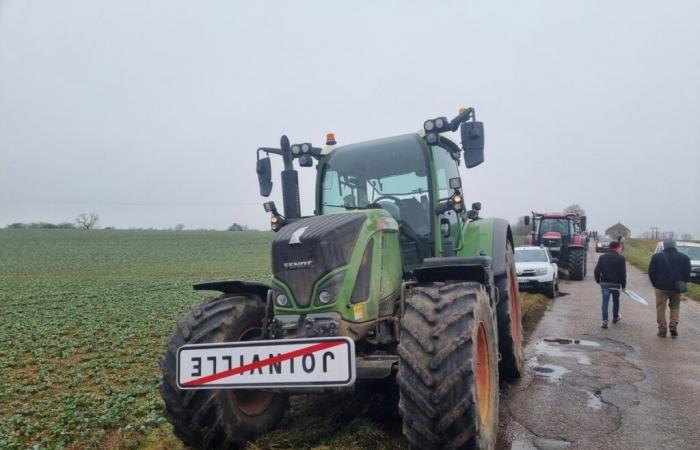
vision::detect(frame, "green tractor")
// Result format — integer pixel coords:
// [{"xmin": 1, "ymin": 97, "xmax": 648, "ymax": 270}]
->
[{"xmin": 160, "ymin": 108, "xmax": 524, "ymax": 449}]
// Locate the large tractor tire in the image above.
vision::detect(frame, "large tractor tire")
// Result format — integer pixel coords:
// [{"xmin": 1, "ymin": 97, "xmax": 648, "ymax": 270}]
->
[
  {"xmin": 160, "ymin": 295, "xmax": 288, "ymax": 449},
  {"xmin": 398, "ymin": 282, "xmax": 499, "ymax": 450},
  {"xmin": 568, "ymin": 247, "xmax": 586, "ymax": 281},
  {"xmin": 494, "ymin": 242, "xmax": 524, "ymax": 380}
]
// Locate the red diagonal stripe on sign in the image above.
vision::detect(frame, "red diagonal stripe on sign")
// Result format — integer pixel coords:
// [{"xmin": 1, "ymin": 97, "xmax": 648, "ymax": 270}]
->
[{"xmin": 182, "ymin": 340, "xmax": 346, "ymax": 387}]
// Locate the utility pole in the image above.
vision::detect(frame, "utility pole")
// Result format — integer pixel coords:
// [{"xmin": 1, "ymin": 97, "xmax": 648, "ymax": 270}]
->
[{"xmin": 650, "ymin": 226, "xmax": 659, "ymax": 240}]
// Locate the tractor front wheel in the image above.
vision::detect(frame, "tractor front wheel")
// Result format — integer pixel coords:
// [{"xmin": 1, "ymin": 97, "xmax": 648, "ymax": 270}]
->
[
  {"xmin": 398, "ymin": 281, "xmax": 499, "ymax": 449},
  {"xmin": 160, "ymin": 296, "xmax": 288, "ymax": 449},
  {"xmin": 568, "ymin": 247, "xmax": 586, "ymax": 280}
]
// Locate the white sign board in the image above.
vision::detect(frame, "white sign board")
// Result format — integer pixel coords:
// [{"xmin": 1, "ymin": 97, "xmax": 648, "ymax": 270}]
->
[{"xmin": 177, "ymin": 337, "xmax": 355, "ymax": 389}]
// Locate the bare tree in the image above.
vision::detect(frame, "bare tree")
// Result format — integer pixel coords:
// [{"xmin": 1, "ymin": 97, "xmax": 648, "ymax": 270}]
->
[
  {"xmin": 680, "ymin": 233, "xmax": 693, "ymax": 240},
  {"xmin": 174, "ymin": 223, "xmax": 185, "ymax": 231},
  {"xmin": 76, "ymin": 213, "xmax": 99, "ymax": 230},
  {"xmin": 564, "ymin": 204, "xmax": 586, "ymax": 216}
]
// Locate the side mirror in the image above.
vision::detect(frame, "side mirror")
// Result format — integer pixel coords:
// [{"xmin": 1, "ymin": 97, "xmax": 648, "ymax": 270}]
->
[
  {"xmin": 524, "ymin": 216, "xmax": 530, "ymax": 226},
  {"xmin": 461, "ymin": 121, "xmax": 485, "ymax": 168},
  {"xmin": 552, "ymin": 258, "xmax": 558, "ymax": 264},
  {"xmin": 256, "ymin": 157, "xmax": 273, "ymax": 197}
]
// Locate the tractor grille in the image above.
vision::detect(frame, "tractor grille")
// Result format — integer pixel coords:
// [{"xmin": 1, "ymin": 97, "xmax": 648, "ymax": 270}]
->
[{"xmin": 272, "ymin": 213, "xmax": 366, "ymax": 307}]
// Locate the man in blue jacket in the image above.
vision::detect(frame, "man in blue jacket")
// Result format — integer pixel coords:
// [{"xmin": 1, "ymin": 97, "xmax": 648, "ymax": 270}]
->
[
  {"xmin": 648, "ymin": 239, "xmax": 691, "ymax": 337},
  {"xmin": 594, "ymin": 241, "xmax": 627, "ymax": 329}
]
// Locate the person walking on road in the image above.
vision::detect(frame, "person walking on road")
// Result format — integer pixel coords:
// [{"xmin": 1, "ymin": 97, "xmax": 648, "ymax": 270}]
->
[
  {"xmin": 594, "ymin": 241, "xmax": 626, "ymax": 329},
  {"xmin": 648, "ymin": 239, "xmax": 692, "ymax": 338}
]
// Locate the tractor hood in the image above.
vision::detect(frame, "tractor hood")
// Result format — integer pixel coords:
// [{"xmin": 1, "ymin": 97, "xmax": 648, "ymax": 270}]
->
[
  {"xmin": 272, "ymin": 213, "xmax": 367, "ymax": 307},
  {"xmin": 542, "ymin": 231, "xmax": 562, "ymax": 241}
]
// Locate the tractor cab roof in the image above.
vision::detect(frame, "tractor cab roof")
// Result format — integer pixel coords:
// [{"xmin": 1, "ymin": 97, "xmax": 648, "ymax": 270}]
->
[
  {"xmin": 322, "ymin": 133, "xmax": 429, "ymax": 179},
  {"xmin": 532, "ymin": 212, "xmax": 579, "ymax": 219}
]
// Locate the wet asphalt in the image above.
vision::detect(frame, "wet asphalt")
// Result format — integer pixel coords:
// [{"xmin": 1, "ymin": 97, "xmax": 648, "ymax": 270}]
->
[{"xmin": 496, "ymin": 248, "xmax": 700, "ymax": 450}]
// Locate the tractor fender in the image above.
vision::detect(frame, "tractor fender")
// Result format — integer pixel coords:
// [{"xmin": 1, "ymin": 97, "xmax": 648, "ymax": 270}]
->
[
  {"xmin": 459, "ymin": 218, "xmax": 513, "ymax": 277},
  {"xmin": 412, "ymin": 256, "xmax": 495, "ymax": 302},
  {"xmin": 571, "ymin": 234, "xmax": 586, "ymax": 246},
  {"xmin": 414, "ymin": 256, "xmax": 494, "ymax": 284},
  {"xmin": 192, "ymin": 280, "xmax": 270, "ymax": 302},
  {"xmin": 567, "ymin": 244, "xmax": 586, "ymax": 249}
]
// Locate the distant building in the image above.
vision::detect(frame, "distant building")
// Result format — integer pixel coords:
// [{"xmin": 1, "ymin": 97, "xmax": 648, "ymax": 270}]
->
[{"xmin": 605, "ymin": 223, "xmax": 631, "ymax": 238}]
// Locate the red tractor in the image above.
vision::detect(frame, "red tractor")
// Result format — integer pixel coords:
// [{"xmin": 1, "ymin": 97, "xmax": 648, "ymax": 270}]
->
[{"xmin": 525, "ymin": 212, "xmax": 588, "ymax": 280}]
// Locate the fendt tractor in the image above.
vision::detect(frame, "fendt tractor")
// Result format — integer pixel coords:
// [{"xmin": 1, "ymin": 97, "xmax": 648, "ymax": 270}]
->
[
  {"xmin": 524, "ymin": 212, "xmax": 588, "ymax": 280},
  {"xmin": 160, "ymin": 108, "xmax": 524, "ymax": 450}
]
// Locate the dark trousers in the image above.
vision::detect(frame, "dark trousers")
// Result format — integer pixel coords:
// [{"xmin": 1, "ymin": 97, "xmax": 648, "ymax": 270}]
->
[{"xmin": 601, "ymin": 287, "xmax": 620, "ymax": 322}]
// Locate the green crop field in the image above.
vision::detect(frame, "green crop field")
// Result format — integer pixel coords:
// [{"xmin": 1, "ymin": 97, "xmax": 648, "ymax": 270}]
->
[{"xmin": 0, "ymin": 229, "xmax": 549, "ymax": 449}]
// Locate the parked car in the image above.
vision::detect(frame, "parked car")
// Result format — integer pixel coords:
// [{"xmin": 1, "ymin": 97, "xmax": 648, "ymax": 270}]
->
[
  {"xmin": 595, "ymin": 236, "xmax": 615, "ymax": 253},
  {"xmin": 515, "ymin": 246, "xmax": 559, "ymax": 298},
  {"xmin": 654, "ymin": 241, "xmax": 700, "ymax": 283}
]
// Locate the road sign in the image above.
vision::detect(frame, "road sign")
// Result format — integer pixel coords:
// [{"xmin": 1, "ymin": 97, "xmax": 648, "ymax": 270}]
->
[{"xmin": 177, "ymin": 337, "xmax": 355, "ymax": 389}]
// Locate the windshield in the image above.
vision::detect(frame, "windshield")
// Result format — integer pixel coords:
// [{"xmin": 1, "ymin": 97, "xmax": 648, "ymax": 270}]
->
[
  {"xmin": 537, "ymin": 218, "xmax": 571, "ymax": 236},
  {"xmin": 319, "ymin": 135, "xmax": 432, "ymax": 269},
  {"xmin": 678, "ymin": 245, "xmax": 700, "ymax": 260},
  {"xmin": 515, "ymin": 249, "xmax": 548, "ymax": 263},
  {"xmin": 598, "ymin": 237, "xmax": 613, "ymax": 244},
  {"xmin": 320, "ymin": 136, "xmax": 430, "ymax": 235}
]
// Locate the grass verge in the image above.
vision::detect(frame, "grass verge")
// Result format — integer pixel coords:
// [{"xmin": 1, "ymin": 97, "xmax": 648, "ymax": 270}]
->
[{"xmin": 520, "ymin": 292, "xmax": 551, "ymax": 340}]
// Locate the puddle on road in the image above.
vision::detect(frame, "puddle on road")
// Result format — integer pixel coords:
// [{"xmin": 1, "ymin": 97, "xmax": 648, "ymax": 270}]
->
[
  {"xmin": 586, "ymin": 391, "xmax": 603, "ymax": 410},
  {"xmin": 530, "ymin": 362, "xmax": 570, "ymax": 382},
  {"xmin": 534, "ymin": 338, "xmax": 599, "ymax": 366},
  {"xmin": 529, "ymin": 337, "xmax": 603, "ymax": 382}
]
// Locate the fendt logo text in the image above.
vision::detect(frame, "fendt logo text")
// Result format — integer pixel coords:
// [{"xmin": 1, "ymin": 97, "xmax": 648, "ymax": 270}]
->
[{"xmin": 283, "ymin": 260, "xmax": 313, "ymax": 270}]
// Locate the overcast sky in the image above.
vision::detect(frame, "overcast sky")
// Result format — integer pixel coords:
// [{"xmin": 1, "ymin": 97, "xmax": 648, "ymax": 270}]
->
[{"xmin": 1, "ymin": 0, "xmax": 698, "ymax": 236}]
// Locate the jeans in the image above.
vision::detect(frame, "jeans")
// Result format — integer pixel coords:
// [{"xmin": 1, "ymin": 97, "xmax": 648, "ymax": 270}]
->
[{"xmin": 601, "ymin": 287, "xmax": 620, "ymax": 322}]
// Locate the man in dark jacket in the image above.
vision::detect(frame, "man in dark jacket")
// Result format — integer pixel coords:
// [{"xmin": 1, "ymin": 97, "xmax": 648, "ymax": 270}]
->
[
  {"xmin": 594, "ymin": 241, "xmax": 626, "ymax": 329},
  {"xmin": 648, "ymin": 239, "xmax": 692, "ymax": 337}
]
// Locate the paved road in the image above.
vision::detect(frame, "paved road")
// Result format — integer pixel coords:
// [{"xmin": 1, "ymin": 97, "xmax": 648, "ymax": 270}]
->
[{"xmin": 497, "ymin": 248, "xmax": 700, "ymax": 450}]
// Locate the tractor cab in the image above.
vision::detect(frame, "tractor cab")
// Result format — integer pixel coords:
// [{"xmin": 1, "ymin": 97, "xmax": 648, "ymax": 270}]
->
[{"xmin": 318, "ymin": 133, "xmax": 461, "ymax": 271}]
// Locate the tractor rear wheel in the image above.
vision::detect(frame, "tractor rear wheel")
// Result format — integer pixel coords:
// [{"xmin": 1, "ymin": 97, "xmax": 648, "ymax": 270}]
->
[
  {"xmin": 568, "ymin": 247, "xmax": 586, "ymax": 280},
  {"xmin": 160, "ymin": 295, "xmax": 288, "ymax": 449},
  {"xmin": 495, "ymin": 242, "xmax": 524, "ymax": 380},
  {"xmin": 398, "ymin": 282, "xmax": 499, "ymax": 450}
]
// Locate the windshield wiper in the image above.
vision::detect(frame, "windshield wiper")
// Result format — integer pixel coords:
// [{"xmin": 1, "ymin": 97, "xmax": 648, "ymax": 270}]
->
[{"xmin": 322, "ymin": 203, "xmax": 379, "ymax": 211}]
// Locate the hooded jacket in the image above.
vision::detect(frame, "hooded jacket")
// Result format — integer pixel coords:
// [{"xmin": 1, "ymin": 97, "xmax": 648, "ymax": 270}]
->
[{"xmin": 648, "ymin": 247, "xmax": 691, "ymax": 291}]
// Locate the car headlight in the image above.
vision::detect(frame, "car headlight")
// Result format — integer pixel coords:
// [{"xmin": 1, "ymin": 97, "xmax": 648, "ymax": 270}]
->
[{"xmin": 535, "ymin": 268, "xmax": 548, "ymax": 276}]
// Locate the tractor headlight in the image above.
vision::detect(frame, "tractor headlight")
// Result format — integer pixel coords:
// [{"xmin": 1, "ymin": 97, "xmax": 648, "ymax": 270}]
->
[
  {"xmin": 275, "ymin": 293, "xmax": 289, "ymax": 307},
  {"xmin": 301, "ymin": 143, "xmax": 310, "ymax": 153},
  {"xmin": 314, "ymin": 271, "xmax": 345, "ymax": 307},
  {"xmin": 535, "ymin": 268, "xmax": 548, "ymax": 276},
  {"xmin": 434, "ymin": 117, "xmax": 445, "ymax": 129},
  {"xmin": 291, "ymin": 144, "xmax": 301, "ymax": 155},
  {"xmin": 424, "ymin": 119, "xmax": 435, "ymax": 132},
  {"xmin": 318, "ymin": 290, "xmax": 332, "ymax": 304}
]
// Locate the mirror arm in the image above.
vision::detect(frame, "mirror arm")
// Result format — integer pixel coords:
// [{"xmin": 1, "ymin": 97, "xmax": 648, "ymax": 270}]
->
[
  {"xmin": 257, "ymin": 147, "xmax": 283, "ymax": 160},
  {"xmin": 449, "ymin": 107, "xmax": 475, "ymax": 132}
]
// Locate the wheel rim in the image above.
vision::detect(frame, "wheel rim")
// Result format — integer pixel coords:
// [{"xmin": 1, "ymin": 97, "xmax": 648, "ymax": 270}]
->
[
  {"xmin": 229, "ymin": 327, "xmax": 275, "ymax": 416},
  {"xmin": 475, "ymin": 322, "xmax": 493, "ymax": 429}
]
